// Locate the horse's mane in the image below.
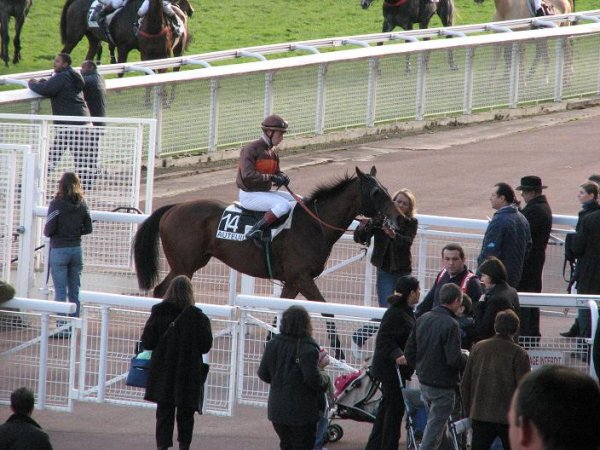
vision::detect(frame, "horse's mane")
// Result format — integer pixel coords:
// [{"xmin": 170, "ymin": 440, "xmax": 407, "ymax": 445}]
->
[{"xmin": 304, "ymin": 173, "xmax": 357, "ymax": 205}]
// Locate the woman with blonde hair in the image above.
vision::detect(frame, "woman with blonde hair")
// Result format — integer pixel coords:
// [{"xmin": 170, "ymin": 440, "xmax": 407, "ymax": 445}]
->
[
  {"xmin": 142, "ymin": 275, "xmax": 213, "ymax": 450},
  {"xmin": 352, "ymin": 188, "xmax": 418, "ymax": 358},
  {"xmin": 44, "ymin": 172, "xmax": 92, "ymax": 330}
]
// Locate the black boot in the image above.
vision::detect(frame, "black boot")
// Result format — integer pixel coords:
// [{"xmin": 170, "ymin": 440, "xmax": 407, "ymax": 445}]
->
[
  {"xmin": 560, "ymin": 320, "xmax": 579, "ymax": 337},
  {"xmin": 245, "ymin": 211, "xmax": 276, "ymax": 247},
  {"xmin": 179, "ymin": 443, "xmax": 190, "ymax": 450}
]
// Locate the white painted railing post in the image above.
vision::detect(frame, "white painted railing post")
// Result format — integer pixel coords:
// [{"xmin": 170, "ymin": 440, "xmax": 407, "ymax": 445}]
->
[
  {"xmin": 415, "ymin": 52, "xmax": 427, "ymax": 121},
  {"xmin": 16, "ymin": 151, "xmax": 36, "ymax": 297},
  {"xmin": 264, "ymin": 71, "xmax": 274, "ymax": 117},
  {"xmin": 152, "ymin": 86, "xmax": 163, "ymax": 157},
  {"xmin": 208, "ymin": 78, "xmax": 220, "ymax": 154},
  {"xmin": 554, "ymin": 37, "xmax": 565, "ymax": 102},
  {"xmin": 315, "ymin": 64, "xmax": 327, "ymax": 135},
  {"xmin": 463, "ymin": 48, "xmax": 475, "ymax": 115},
  {"xmin": 366, "ymin": 58, "xmax": 379, "ymax": 128},
  {"xmin": 509, "ymin": 43, "xmax": 521, "ymax": 108},
  {"xmin": 97, "ymin": 305, "xmax": 110, "ymax": 402},
  {"xmin": 37, "ymin": 313, "xmax": 50, "ymax": 410}
]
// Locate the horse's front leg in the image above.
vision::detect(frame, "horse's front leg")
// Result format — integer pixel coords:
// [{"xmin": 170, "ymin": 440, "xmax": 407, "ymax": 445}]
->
[
  {"xmin": 13, "ymin": 15, "xmax": 25, "ymax": 64},
  {"xmin": 293, "ymin": 277, "xmax": 345, "ymax": 361}
]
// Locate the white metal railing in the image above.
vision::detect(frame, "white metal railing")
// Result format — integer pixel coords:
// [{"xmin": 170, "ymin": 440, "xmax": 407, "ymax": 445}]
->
[{"xmin": 1, "ymin": 15, "xmax": 600, "ymax": 157}]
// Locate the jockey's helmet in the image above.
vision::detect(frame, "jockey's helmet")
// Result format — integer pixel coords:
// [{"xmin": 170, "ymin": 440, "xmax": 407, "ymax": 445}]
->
[{"xmin": 261, "ymin": 115, "xmax": 288, "ymax": 133}]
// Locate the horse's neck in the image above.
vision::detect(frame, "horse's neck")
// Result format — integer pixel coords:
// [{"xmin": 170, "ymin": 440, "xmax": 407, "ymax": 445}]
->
[
  {"xmin": 308, "ymin": 183, "xmax": 360, "ymax": 241},
  {"xmin": 144, "ymin": 0, "xmax": 165, "ymax": 32}
]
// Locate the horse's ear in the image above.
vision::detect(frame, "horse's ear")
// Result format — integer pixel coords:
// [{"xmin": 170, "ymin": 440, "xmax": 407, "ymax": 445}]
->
[
  {"xmin": 370, "ymin": 166, "xmax": 377, "ymax": 177},
  {"xmin": 356, "ymin": 167, "xmax": 365, "ymax": 179}
]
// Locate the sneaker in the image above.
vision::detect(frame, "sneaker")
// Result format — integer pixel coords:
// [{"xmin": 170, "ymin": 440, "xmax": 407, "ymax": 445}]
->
[{"xmin": 351, "ymin": 339, "xmax": 364, "ymax": 360}]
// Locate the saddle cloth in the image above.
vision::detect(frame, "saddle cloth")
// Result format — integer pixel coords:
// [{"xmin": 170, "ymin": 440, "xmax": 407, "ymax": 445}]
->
[
  {"xmin": 216, "ymin": 202, "xmax": 296, "ymax": 242},
  {"xmin": 527, "ymin": 0, "xmax": 555, "ymax": 16}
]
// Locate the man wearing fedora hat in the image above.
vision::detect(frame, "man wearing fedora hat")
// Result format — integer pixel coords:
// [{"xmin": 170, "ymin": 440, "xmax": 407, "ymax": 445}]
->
[{"xmin": 515, "ymin": 176, "xmax": 553, "ymax": 341}]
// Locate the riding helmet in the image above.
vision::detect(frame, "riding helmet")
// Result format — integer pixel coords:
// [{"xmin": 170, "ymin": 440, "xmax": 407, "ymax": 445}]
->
[{"xmin": 261, "ymin": 114, "xmax": 288, "ymax": 133}]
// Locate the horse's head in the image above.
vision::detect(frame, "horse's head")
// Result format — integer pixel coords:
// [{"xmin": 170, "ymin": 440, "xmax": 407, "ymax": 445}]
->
[
  {"xmin": 356, "ymin": 166, "xmax": 403, "ymax": 229},
  {"xmin": 361, "ymin": 0, "xmax": 375, "ymax": 10}
]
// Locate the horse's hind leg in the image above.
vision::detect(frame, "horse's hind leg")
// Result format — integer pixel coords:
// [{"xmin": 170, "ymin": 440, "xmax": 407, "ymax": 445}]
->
[
  {"xmin": 13, "ymin": 15, "xmax": 25, "ymax": 64},
  {"xmin": 292, "ymin": 277, "xmax": 345, "ymax": 361},
  {"xmin": 0, "ymin": 16, "xmax": 9, "ymax": 66}
]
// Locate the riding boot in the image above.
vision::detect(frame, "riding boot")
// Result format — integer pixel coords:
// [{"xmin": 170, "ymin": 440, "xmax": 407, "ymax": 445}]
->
[
  {"xmin": 245, "ymin": 211, "xmax": 277, "ymax": 248},
  {"xmin": 535, "ymin": 7, "xmax": 545, "ymax": 16},
  {"xmin": 560, "ymin": 319, "xmax": 579, "ymax": 338}
]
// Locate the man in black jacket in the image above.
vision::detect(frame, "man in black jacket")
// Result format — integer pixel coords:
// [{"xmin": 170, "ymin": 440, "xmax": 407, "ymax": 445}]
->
[
  {"xmin": 28, "ymin": 53, "xmax": 90, "ymax": 181},
  {"xmin": 405, "ymin": 283, "xmax": 467, "ymax": 450},
  {"xmin": 81, "ymin": 60, "xmax": 107, "ymax": 189},
  {"xmin": 0, "ymin": 387, "xmax": 53, "ymax": 449},
  {"xmin": 516, "ymin": 176, "xmax": 552, "ymax": 340}
]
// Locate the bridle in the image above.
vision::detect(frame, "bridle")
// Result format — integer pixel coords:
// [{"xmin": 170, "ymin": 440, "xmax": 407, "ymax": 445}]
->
[{"xmin": 284, "ymin": 177, "xmax": 396, "ymax": 233}]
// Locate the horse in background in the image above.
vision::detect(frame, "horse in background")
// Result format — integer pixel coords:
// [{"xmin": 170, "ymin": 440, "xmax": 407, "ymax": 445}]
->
[
  {"xmin": 360, "ymin": 0, "xmax": 457, "ymax": 71},
  {"xmin": 0, "ymin": 0, "xmax": 32, "ymax": 66},
  {"xmin": 474, "ymin": 0, "xmax": 574, "ymax": 84},
  {"xmin": 60, "ymin": 0, "xmax": 193, "ymax": 65},
  {"xmin": 138, "ymin": 0, "xmax": 189, "ymax": 62},
  {"xmin": 132, "ymin": 167, "xmax": 403, "ymax": 360}
]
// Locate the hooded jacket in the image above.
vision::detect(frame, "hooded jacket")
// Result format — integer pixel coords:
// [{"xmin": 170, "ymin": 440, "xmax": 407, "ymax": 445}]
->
[
  {"xmin": 0, "ymin": 414, "xmax": 53, "ymax": 450},
  {"xmin": 28, "ymin": 67, "xmax": 90, "ymax": 123},
  {"xmin": 44, "ymin": 197, "xmax": 93, "ymax": 248}
]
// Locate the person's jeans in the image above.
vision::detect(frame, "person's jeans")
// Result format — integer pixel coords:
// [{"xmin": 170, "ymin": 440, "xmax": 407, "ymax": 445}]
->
[
  {"xmin": 49, "ymin": 246, "xmax": 83, "ymax": 317},
  {"xmin": 314, "ymin": 410, "xmax": 328, "ymax": 449},
  {"xmin": 419, "ymin": 384, "xmax": 455, "ymax": 450}
]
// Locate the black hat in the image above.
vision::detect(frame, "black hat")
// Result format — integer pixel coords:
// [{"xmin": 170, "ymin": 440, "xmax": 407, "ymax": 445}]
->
[{"xmin": 516, "ymin": 176, "xmax": 547, "ymax": 191}]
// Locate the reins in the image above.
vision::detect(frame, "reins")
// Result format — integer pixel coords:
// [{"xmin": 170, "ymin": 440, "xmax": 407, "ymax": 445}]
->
[{"xmin": 284, "ymin": 185, "xmax": 352, "ymax": 233}]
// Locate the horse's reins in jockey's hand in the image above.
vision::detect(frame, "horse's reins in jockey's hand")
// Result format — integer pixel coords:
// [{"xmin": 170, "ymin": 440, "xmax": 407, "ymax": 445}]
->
[{"xmin": 284, "ymin": 185, "xmax": 351, "ymax": 233}]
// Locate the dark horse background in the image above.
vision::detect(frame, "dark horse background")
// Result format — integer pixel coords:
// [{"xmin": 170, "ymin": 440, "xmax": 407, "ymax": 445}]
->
[
  {"xmin": 60, "ymin": 0, "xmax": 192, "ymax": 65},
  {"xmin": 361, "ymin": 0, "xmax": 455, "ymax": 34},
  {"xmin": 133, "ymin": 167, "xmax": 402, "ymax": 359},
  {"xmin": 0, "ymin": 0, "xmax": 32, "ymax": 66}
]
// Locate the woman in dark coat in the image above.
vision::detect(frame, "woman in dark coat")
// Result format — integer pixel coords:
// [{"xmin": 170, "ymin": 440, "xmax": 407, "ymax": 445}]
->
[
  {"xmin": 365, "ymin": 275, "xmax": 420, "ymax": 450},
  {"xmin": 142, "ymin": 275, "xmax": 213, "ymax": 450},
  {"xmin": 257, "ymin": 305, "xmax": 328, "ymax": 450},
  {"xmin": 352, "ymin": 189, "xmax": 418, "ymax": 356},
  {"xmin": 474, "ymin": 257, "xmax": 520, "ymax": 342}
]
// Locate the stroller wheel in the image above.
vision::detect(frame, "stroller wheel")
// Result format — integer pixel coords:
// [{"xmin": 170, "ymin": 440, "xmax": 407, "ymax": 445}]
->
[{"xmin": 327, "ymin": 424, "xmax": 344, "ymax": 443}]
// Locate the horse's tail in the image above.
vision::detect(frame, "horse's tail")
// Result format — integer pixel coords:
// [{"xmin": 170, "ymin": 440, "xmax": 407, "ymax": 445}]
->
[
  {"xmin": 60, "ymin": 0, "xmax": 78, "ymax": 45},
  {"xmin": 133, "ymin": 204, "xmax": 176, "ymax": 291}
]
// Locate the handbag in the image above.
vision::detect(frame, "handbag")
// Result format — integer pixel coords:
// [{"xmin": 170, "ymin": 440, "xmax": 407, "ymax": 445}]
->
[
  {"xmin": 126, "ymin": 309, "xmax": 186, "ymax": 389},
  {"xmin": 126, "ymin": 351, "xmax": 152, "ymax": 388}
]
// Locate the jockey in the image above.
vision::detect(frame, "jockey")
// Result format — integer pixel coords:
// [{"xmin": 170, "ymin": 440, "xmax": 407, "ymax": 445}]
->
[
  {"xmin": 533, "ymin": 0, "xmax": 544, "ymax": 16},
  {"xmin": 97, "ymin": 0, "xmax": 126, "ymax": 34},
  {"xmin": 236, "ymin": 114, "xmax": 293, "ymax": 246},
  {"xmin": 138, "ymin": 0, "xmax": 181, "ymax": 36}
]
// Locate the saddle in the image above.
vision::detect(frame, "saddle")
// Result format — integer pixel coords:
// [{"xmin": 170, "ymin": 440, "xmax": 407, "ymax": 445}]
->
[
  {"xmin": 216, "ymin": 203, "xmax": 294, "ymax": 244},
  {"xmin": 88, "ymin": 1, "xmax": 121, "ymax": 44}
]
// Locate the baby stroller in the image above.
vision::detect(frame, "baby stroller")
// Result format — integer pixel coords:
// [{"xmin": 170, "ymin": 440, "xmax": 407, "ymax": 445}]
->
[
  {"xmin": 326, "ymin": 366, "xmax": 382, "ymax": 443},
  {"xmin": 399, "ymin": 368, "xmax": 470, "ymax": 450}
]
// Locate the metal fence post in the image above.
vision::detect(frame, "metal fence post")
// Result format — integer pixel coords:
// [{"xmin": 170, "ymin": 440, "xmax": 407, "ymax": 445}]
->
[
  {"xmin": 463, "ymin": 48, "xmax": 475, "ymax": 115},
  {"xmin": 554, "ymin": 37, "xmax": 565, "ymax": 102},
  {"xmin": 208, "ymin": 78, "xmax": 220, "ymax": 154},
  {"xmin": 509, "ymin": 43, "xmax": 521, "ymax": 108},
  {"xmin": 417, "ymin": 226, "xmax": 428, "ymax": 288},
  {"xmin": 16, "ymin": 151, "xmax": 36, "ymax": 297},
  {"xmin": 264, "ymin": 71, "xmax": 274, "ymax": 118},
  {"xmin": 415, "ymin": 52, "xmax": 427, "ymax": 121},
  {"xmin": 366, "ymin": 58, "xmax": 379, "ymax": 127},
  {"xmin": 315, "ymin": 64, "xmax": 327, "ymax": 135},
  {"xmin": 152, "ymin": 86, "xmax": 163, "ymax": 157}
]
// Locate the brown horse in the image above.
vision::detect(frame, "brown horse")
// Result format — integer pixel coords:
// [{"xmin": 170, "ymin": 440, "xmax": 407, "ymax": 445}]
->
[
  {"xmin": 133, "ymin": 167, "xmax": 402, "ymax": 359},
  {"xmin": 138, "ymin": 0, "xmax": 188, "ymax": 62},
  {"xmin": 475, "ymin": 0, "xmax": 574, "ymax": 83}
]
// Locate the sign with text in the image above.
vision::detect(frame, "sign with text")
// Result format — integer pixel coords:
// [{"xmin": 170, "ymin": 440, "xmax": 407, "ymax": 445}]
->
[{"xmin": 528, "ymin": 350, "xmax": 565, "ymax": 370}]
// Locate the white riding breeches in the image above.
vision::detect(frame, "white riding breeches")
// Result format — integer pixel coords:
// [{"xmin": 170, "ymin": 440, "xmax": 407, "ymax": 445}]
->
[
  {"xmin": 239, "ymin": 190, "xmax": 294, "ymax": 218},
  {"xmin": 138, "ymin": 0, "xmax": 175, "ymax": 17},
  {"xmin": 101, "ymin": 0, "xmax": 125, "ymax": 8},
  {"xmin": 533, "ymin": 0, "xmax": 542, "ymax": 9}
]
